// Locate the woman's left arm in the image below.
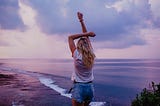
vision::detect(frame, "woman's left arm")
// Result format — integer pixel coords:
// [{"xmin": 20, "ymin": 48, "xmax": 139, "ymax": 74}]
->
[{"xmin": 68, "ymin": 32, "xmax": 95, "ymax": 56}]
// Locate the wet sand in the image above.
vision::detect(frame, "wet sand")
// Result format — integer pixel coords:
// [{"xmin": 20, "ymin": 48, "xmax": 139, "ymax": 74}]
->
[{"xmin": 0, "ymin": 70, "xmax": 71, "ymax": 106}]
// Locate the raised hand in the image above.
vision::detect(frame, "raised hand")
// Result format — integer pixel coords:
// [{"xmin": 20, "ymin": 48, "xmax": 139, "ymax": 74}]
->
[
  {"xmin": 77, "ymin": 12, "xmax": 83, "ymax": 22},
  {"xmin": 88, "ymin": 32, "xmax": 96, "ymax": 37}
]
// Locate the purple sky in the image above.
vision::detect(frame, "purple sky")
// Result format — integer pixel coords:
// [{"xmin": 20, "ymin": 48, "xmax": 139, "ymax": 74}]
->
[{"xmin": 0, "ymin": 0, "xmax": 160, "ymax": 59}]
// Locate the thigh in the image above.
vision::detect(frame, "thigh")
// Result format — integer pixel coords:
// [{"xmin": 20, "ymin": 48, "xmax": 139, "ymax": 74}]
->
[
  {"xmin": 71, "ymin": 83, "xmax": 83, "ymax": 103},
  {"xmin": 83, "ymin": 83, "xmax": 94, "ymax": 102},
  {"xmin": 71, "ymin": 83, "xmax": 94, "ymax": 103}
]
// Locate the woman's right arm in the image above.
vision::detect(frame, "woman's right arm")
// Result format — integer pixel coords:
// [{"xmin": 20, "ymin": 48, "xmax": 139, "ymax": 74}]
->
[
  {"xmin": 68, "ymin": 32, "xmax": 95, "ymax": 56},
  {"xmin": 77, "ymin": 12, "xmax": 87, "ymax": 33},
  {"xmin": 77, "ymin": 12, "xmax": 94, "ymax": 49}
]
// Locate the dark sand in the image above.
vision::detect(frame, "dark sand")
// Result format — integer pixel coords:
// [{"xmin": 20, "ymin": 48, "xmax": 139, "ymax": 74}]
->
[{"xmin": 0, "ymin": 70, "xmax": 71, "ymax": 106}]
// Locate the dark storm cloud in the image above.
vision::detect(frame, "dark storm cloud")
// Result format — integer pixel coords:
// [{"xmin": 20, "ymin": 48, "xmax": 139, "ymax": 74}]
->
[
  {"xmin": 24, "ymin": 0, "xmax": 154, "ymax": 38},
  {"xmin": 1, "ymin": 0, "xmax": 159, "ymax": 49},
  {"xmin": 0, "ymin": 0, "xmax": 25, "ymax": 30}
]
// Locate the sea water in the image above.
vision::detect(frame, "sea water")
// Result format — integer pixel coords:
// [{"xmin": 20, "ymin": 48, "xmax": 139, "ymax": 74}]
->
[{"xmin": 0, "ymin": 59, "xmax": 160, "ymax": 106}]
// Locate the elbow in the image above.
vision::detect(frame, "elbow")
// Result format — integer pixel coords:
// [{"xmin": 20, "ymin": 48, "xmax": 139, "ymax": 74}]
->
[
  {"xmin": 68, "ymin": 35, "xmax": 73, "ymax": 42},
  {"xmin": 68, "ymin": 35, "xmax": 74, "ymax": 40},
  {"xmin": 68, "ymin": 35, "xmax": 71, "ymax": 40},
  {"xmin": 68, "ymin": 35, "xmax": 71, "ymax": 38}
]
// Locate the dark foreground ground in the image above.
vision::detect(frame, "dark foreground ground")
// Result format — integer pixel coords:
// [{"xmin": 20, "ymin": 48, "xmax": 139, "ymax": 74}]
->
[{"xmin": 0, "ymin": 70, "xmax": 71, "ymax": 106}]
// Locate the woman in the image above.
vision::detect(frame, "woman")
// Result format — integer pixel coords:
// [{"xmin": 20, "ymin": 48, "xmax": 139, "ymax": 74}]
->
[{"xmin": 68, "ymin": 12, "xmax": 96, "ymax": 106}]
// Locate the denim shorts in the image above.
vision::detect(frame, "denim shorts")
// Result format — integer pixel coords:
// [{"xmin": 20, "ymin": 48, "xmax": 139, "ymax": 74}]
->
[{"xmin": 71, "ymin": 82, "xmax": 94, "ymax": 103}]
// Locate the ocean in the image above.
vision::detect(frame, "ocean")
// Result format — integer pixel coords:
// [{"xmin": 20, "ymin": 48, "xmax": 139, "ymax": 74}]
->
[{"xmin": 0, "ymin": 59, "xmax": 160, "ymax": 106}]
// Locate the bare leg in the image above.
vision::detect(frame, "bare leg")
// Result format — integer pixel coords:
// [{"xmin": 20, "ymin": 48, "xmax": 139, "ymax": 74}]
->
[{"xmin": 72, "ymin": 99, "xmax": 84, "ymax": 106}]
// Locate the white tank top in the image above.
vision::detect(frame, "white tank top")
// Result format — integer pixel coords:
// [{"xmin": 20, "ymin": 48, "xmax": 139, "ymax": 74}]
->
[{"xmin": 71, "ymin": 49, "xmax": 94, "ymax": 82}]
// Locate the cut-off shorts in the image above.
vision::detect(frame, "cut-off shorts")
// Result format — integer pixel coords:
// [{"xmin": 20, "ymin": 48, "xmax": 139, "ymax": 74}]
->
[{"xmin": 71, "ymin": 82, "xmax": 94, "ymax": 103}]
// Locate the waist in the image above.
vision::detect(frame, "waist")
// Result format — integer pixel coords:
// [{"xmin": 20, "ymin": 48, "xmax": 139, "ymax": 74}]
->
[{"xmin": 73, "ymin": 80, "xmax": 92, "ymax": 84}]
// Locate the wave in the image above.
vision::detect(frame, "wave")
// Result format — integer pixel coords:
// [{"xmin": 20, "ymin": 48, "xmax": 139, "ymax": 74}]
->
[
  {"xmin": 0, "ymin": 66, "xmax": 106, "ymax": 106},
  {"xmin": 39, "ymin": 77, "xmax": 106, "ymax": 106},
  {"xmin": 39, "ymin": 77, "xmax": 72, "ymax": 98}
]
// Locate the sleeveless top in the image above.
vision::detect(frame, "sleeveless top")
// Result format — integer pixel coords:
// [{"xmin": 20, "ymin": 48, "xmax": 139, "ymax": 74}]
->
[{"xmin": 71, "ymin": 49, "xmax": 94, "ymax": 83}]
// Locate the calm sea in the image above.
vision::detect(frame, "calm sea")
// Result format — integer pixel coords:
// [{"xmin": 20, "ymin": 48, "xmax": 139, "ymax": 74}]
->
[{"xmin": 0, "ymin": 59, "xmax": 160, "ymax": 106}]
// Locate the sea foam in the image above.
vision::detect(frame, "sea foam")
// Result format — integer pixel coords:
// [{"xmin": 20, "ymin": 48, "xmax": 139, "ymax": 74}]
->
[
  {"xmin": 39, "ymin": 77, "xmax": 106, "ymax": 106},
  {"xmin": 0, "ymin": 66, "xmax": 106, "ymax": 106}
]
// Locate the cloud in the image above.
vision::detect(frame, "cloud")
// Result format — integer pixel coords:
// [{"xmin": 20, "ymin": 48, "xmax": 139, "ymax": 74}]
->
[
  {"xmin": 0, "ymin": 0, "xmax": 159, "ymax": 53},
  {"xmin": 149, "ymin": 0, "xmax": 160, "ymax": 27},
  {"xmin": 23, "ymin": 0, "xmax": 78, "ymax": 34},
  {"xmin": 0, "ymin": 39, "xmax": 10, "ymax": 46},
  {"xmin": 22, "ymin": 0, "xmax": 158, "ymax": 46},
  {"xmin": 0, "ymin": 0, "xmax": 70, "ymax": 59},
  {"xmin": 94, "ymin": 34, "xmax": 146, "ymax": 49},
  {"xmin": 149, "ymin": 0, "xmax": 160, "ymax": 18},
  {"xmin": 95, "ymin": 28, "xmax": 160, "ymax": 59},
  {"xmin": 0, "ymin": 0, "xmax": 25, "ymax": 30}
]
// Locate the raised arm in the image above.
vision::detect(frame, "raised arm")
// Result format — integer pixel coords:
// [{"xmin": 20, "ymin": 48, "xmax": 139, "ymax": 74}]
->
[
  {"xmin": 68, "ymin": 32, "xmax": 95, "ymax": 56},
  {"xmin": 77, "ymin": 12, "xmax": 87, "ymax": 33},
  {"xmin": 77, "ymin": 12, "xmax": 94, "ymax": 49}
]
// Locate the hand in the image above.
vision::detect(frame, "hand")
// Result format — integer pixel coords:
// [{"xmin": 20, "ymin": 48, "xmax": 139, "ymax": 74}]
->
[
  {"xmin": 88, "ymin": 32, "xmax": 96, "ymax": 37},
  {"xmin": 77, "ymin": 12, "xmax": 83, "ymax": 21}
]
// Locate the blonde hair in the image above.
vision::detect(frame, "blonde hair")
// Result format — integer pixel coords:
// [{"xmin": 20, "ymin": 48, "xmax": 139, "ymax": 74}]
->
[{"xmin": 77, "ymin": 37, "xmax": 95, "ymax": 69}]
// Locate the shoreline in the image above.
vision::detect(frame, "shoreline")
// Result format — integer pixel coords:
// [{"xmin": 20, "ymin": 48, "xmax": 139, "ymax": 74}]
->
[
  {"xmin": 0, "ymin": 62, "xmax": 128, "ymax": 106},
  {"xmin": 0, "ymin": 60, "xmax": 152, "ymax": 106},
  {"xmin": 0, "ymin": 69, "xmax": 71, "ymax": 106}
]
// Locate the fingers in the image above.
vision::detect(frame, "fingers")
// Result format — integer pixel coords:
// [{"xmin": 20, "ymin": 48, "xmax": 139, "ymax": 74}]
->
[
  {"xmin": 88, "ymin": 32, "xmax": 96, "ymax": 37},
  {"xmin": 77, "ymin": 12, "xmax": 83, "ymax": 20},
  {"xmin": 77, "ymin": 12, "xmax": 80, "ymax": 14},
  {"xmin": 77, "ymin": 12, "xmax": 83, "ymax": 16},
  {"xmin": 90, "ymin": 32, "xmax": 95, "ymax": 35}
]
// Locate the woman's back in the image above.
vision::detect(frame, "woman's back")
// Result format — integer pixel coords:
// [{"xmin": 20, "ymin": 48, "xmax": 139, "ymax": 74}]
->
[{"xmin": 72, "ymin": 49, "xmax": 94, "ymax": 83}]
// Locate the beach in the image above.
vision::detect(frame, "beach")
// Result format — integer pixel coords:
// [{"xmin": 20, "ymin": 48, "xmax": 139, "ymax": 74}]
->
[
  {"xmin": 0, "ymin": 59, "xmax": 160, "ymax": 106},
  {"xmin": 0, "ymin": 64, "xmax": 106, "ymax": 106},
  {"xmin": 0, "ymin": 69, "xmax": 71, "ymax": 106}
]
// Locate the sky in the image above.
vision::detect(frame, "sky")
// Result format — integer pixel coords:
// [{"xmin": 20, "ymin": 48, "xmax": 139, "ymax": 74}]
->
[{"xmin": 0, "ymin": 0, "xmax": 160, "ymax": 59}]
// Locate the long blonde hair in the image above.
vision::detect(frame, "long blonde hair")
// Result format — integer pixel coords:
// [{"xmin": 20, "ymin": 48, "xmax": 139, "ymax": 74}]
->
[{"xmin": 77, "ymin": 37, "xmax": 95, "ymax": 69}]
